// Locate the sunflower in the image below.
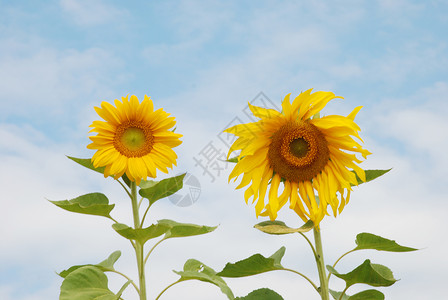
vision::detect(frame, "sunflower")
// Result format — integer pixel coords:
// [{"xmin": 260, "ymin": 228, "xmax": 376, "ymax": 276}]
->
[
  {"xmin": 87, "ymin": 95, "xmax": 182, "ymax": 185},
  {"xmin": 225, "ymin": 89, "xmax": 371, "ymax": 227}
]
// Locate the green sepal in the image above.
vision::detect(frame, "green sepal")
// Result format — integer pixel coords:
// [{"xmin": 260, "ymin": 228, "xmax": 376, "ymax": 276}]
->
[
  {"xmin": 49, "ymin": 193, "xmax": 114, "ymax": 219},
  {"xmin": 352, "ymin": 169, "xmax": 391, "ymax": 185},
  {"xmin": 158, "ymin": 219, "xmax": 217, "ymax": 239},
  {"xmin": 59, "ymin": 266, "xmax": 121, "ymax": 300},
  {"xmin": 354, "ymin": 233, "xmax": 418, "ymax": 252},
  {"xmin": 218, "ymin": 247, "xmax": 285, "ymax": 277},
  {"xmin": 112, "ymin": 223, "xmax": 171, "ymax": 244},
  {"xmin": 121, "ymin": 173, "xmax": 131, "ymax": 187},
  {"xmin": 235, "ymin": 288, "xmax": 284, "ymax": 300},
  {"xmin": 254, "ymin": 220, "xmax": 314, "ymax": 235},
  {"xmin": 330, "ymin": 289, "xmax": 384, "ymax": 300},
  {"xmin": 139, "ymin": 173, "xmax": 186, "ymax": 205},
  {"xmin": 227, "ymin": 157, "xmax": 239, "ymax": 163},
  {"xmin": 59, "ymin": 251, "xmax": 121, "ymax": 278},
  {"xmin": 327, "ymin": 260, "xmax": 397, "ymax": 288},
  {"xmin": 174, "ymin": 259, "xmax": 234, "ymax": 300}
]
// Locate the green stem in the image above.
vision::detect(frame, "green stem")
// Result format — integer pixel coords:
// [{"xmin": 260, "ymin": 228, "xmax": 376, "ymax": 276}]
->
[
  {"xmin": 144, "ymin": 237, "xmax": 166, "ymax": 265},
  {"xmin": 327, "ymin": 249, "xmax": 356, "ymax": 282},
  {"xmin": 108, "ymin": 269, "xmax": 140, "ymax": 293},
  {"xmin": 140, "ymin": 201, "xmax": 152, "ymax": 228},
  {"xmin": 130, "ymin": 182, "xmax": 147, "ymax": 300},
  {"xmin": 313, "ymin": 228, "xmax": 329, "ymax": 300},
  {"xmin": 299, "ymin": 232, "xmax": 318, "ymax": 259},
  {"xmin": 282, "ymin": 268, "xmax": 319, "ymax": 292},
  {"xmin": 108, "ymin": 216, "xmax": 120, "ymax": 224},
  {"xmin": 338, "ymin": 286, "xmax": 350, "ymax": 300},
  {"xmin": 155, "ymin": 280, "xmax": 182, "ymax": 300},
  {"xmin": 117, "ymin": 179, "xmax": 132, "ymax": 199}
]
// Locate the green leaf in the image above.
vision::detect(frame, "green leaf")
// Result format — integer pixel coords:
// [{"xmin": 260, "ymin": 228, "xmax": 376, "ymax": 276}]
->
[
  {"xmin": 174, "ymin": 259, "xmax": 234, "ymax": 300},
  {"xmin": 49, "ymin": 193, "xmax": 114, "ymax": 219},
  {"xmin": 330, "ymin": 289, "xmax": 349, "ymax": 300},
  {"xmin": 139, "ymin": 173, "xmax": 186, "ymax": 205},
  {"xmin": 218, "ymin": 247, "xmax": 285, "ymax": 277},
  {"xmin": 330, "ymin": 289, "xmax": 384, "ymax": 300},
  {"xmin": 353, "ymin": 169, "xmax": 391, "ymax": 185},
  {"xmin": 96, "ymin": 251, "xmax": 121, "ymax": 270},
  {"xmin": 157, "ymin": 219, "xmax": 217, "ymax": 239},
  {"xmin": 112, "ymin": 223, "xmax": 171, "ymax": 244},
  {"xmin": 59, "ymin": 251, "xmax": 122, "ymax": 278},
  {"xmin": 254, "ymin": 220, "xmax": 314, "ymax": 235},
  {"xmin": 327, "ymin": 260, "xmax": 397, "ymax": 288},
  {"xmin": 67, "ymin": 156, "xmax": 106, "ymax": 175},
  {"xmin": 139, "ymin": 179, "xmax": 158, "ymax": 189},
  {"xmin": 68, "ymin": 156, "xmax": 134, "ymax": 186},
  {"xmin": 354, "ymin": 233, "xmax": 418, "ymax": 252},
  {"xmin": 235, "ymin": 288, "xmax": 284, "ymax": 300},
  {"xmin": 349, "ymin": 289, "xmax": 385, "ymax": 300},
  {"xmin": 59, "ymin": 266, "xmax": 119, "ymax": 300}
]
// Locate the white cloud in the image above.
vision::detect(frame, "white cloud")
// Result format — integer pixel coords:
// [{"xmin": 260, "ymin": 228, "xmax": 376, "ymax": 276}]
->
[
  {"xmin": 1, "ymin": 1, "xmax": 447, "ymax": 299},
  {"xmin": 0, "ymin": 41, "xmax": 123, "ymax": 121},
  {"xmin": 372, "ymin": 81, "xmax": 448, "ymax": 178},
  {"xmin": 371, "ymin": 41, "xmax": 447, "ymax": 86},
  {"xmin": 159, "ymin": 0, "xmax": 235, "ymax": 41},
  {"xmin": 60, "ymin": 0, "xmax": 127, "ymax": 26},
  {"xmin": 2, "ymin": 86, "xmax": 447, "ymax": 299},
  {"xmin": 377, "ymin": 0, "xmax": 424, "ymax": 14}
]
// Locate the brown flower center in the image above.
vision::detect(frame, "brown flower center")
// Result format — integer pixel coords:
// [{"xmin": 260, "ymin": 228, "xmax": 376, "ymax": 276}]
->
[
  {"xmin": 268, "ymin": 120, "xmax": 329, "ymax": 182},
  {"xmin": 114, "ymin": 120, "xmax": 154, "ymax": 157}
]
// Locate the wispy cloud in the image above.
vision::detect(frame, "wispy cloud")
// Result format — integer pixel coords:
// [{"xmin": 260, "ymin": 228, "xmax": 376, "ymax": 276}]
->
[
  {"xmin": 60, "ymin": 0, "xmax": 127, "ymax": 26},
  {"xmin": 1, "ymin": 0, "xmax": 448, "ymax": 299}
]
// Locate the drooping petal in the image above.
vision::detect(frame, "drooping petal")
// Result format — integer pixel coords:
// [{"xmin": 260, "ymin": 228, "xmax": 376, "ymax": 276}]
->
[{"xmin": 224, "ymin": 89, "xmax": 370, "ymax": 227}]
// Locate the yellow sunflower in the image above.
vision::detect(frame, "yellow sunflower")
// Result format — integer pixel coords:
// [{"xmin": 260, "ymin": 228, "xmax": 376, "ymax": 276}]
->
[
  {"xmin": 225, "ymin": 89, "xmax": 371, "ymax": 227},
  {"xmin": 87, "ymin": 95, "xmax": 182, "ymax": 185}
]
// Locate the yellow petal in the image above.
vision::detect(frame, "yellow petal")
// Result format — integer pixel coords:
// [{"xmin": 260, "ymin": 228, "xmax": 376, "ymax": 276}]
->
[
  {"xmin": 281, "ymin": 93, "xmax": 293, "ymax": 119},
  {"xmin": 348, "ymin": 106, "xmax": 363, "ymax": 120},
  {"xmin": 248, "ymin": 102, "xmax": 281, "ymax": 119},
  {"xmin": 302, "ymin": 91, "xmax": 343, "ymax": 120},
  {"xmin": 255, "ymin": 167, "xmax": 272, "ymax": 216}
]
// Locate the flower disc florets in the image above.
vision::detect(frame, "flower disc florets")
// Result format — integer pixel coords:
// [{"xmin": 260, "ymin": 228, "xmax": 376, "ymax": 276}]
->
[
  {"xmin": 268, "ymin": 120, "xmax": 330, "ymax": 182},
  {"xmin": 224, "ymin": 89, "xmax": 371, "ymax": 227},
  {"xmin": 88, "ymin": 95, "xmax": 182, "ymax": 185}
]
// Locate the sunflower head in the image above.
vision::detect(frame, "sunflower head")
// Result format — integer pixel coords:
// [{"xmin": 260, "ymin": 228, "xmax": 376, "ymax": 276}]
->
[
  {"xmin": 87, "ymin": 95, "xmax": 182, "ymax": 185},
  {"xmin": 225, "ymin": 89, "xmax": 371, "ymax": 227}
]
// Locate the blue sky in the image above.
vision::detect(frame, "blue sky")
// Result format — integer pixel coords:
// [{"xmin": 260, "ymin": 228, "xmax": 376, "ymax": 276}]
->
[{"xmin": 1, "ymin": 0, "xmax": 447, "ymax": 299}]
